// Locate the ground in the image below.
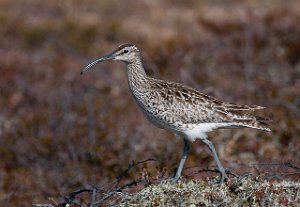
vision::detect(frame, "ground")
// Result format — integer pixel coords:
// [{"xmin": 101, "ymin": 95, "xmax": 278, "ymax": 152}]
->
[{"xmin": 118, "ymin": 178, "xmax": 300, "ymax": 207}]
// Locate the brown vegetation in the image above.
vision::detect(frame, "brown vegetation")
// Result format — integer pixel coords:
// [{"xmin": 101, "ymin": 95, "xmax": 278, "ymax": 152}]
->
[{"xmin": 0, "ymin": 0, "xmax": 299, "ymax": 206}]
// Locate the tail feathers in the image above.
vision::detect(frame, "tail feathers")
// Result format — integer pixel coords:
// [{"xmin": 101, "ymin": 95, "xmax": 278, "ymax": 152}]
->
[
  {"xmin": 255, "ymin": 116, "xmax": 270, "ymax": 126},
  {"xmin": 235, "ymin": 118, "xmax": 271, "ymax": 132},
  {"xmin": 225, "ymin": 115, "xmax": 271, "ymax": 132},
  {"xmin": 223, "ymin": 103, "xmax": 265, "ymax": 111}
]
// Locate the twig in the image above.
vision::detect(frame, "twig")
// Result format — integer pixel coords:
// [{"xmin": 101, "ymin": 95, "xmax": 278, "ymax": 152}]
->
[
  {"xmin": 64, "ymin": 188, "xmax": 95, "ymax": 202},
  {"xmin": 60, "ymin": 158, "xmax": 156, "ymax": 206},
  {"xmin": 284, "ymin": 161, "xmax": 300, "ymax": 171},
  {"xmin": 186, "ymin": 166, "xmax": 239, "ymax": 178},
  {"xmin": 112, "ymin": 158, "xmax": 156, "ymax": 190},
  {"xmin": 94, "ymin": 179, "xmax": 143, "ymax": 205}
]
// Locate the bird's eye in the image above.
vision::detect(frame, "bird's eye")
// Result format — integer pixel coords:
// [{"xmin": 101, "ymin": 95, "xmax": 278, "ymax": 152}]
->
[{"xmin": 124, "ymin": 49, "xmax": 129, "ymax": 53}]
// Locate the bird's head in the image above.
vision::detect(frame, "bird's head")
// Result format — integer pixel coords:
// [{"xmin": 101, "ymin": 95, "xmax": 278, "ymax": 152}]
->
[{"xmin": 81, "ymin": 43, "xmax": 140, "ymax": 74}]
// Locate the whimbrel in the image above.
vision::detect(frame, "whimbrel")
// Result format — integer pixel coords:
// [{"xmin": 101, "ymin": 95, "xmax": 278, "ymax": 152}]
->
[{"xmin": 81, "ymin": 43, "xmax": 270, "ymax": 183}]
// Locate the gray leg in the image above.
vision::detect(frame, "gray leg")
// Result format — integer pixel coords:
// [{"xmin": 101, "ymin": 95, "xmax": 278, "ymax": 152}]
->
[
  {"xmin": 173, "ymin": 138, "xmax": 190, "ymax": 181},
  {"xmin": 202, "ymin": 138, "xmax": 226, "ymax": 184}
]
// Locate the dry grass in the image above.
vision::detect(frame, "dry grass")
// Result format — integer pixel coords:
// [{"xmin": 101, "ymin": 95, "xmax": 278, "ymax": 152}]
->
[
  {"xmin": 118, "ymin": 177, "xmax": 300, "ymax": 207},
  {"xmin": 0, "ymin": 0, "xmax": 300, "ymax": 206}
]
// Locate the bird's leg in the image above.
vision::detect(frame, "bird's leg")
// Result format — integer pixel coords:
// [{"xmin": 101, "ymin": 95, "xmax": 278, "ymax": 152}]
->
[
  {"xmin": 173, "ymin": 138, "xmax": 190, "ymax": 182},
  {"xmin": 202, "ymin": 138, "xmax": 227, "ymax": 184}
]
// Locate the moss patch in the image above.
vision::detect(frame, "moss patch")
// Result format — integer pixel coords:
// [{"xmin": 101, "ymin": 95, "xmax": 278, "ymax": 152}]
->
[{"xmin": 118, "ymin": 177, "xmax": 300, "ymax": 207}]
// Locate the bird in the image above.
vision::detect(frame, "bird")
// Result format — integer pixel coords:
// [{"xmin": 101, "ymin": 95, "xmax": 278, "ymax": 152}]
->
[{"xmin": 81, "ymin": 43, "xmax": 271, "ymax": 184}]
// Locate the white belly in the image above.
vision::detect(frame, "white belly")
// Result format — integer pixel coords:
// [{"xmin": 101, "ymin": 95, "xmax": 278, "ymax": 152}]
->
[{"xmin": 182, "ymin": 123, "xmax": 233, "ymax": 142}]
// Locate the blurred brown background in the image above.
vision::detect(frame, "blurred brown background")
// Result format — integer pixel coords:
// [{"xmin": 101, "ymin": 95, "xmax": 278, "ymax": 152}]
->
[{"xmin": 0, "ymin": 0, "xmax": 299, "ymax": 206}]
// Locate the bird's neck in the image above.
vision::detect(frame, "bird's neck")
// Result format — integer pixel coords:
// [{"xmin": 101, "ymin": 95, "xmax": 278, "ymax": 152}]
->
[{"xmin": 126, "ymin": 59, "xmax": 150, "ymax": 93}]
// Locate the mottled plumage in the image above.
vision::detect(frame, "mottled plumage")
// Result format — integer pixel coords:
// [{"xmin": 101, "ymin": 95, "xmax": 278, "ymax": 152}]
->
[
  {"xmin": 81, "ymin": 44, "xmax": 271, "ymax": 183},
  {"xmin": 133, "ymin": 78, "xmax": 269, "ymax": 134}
]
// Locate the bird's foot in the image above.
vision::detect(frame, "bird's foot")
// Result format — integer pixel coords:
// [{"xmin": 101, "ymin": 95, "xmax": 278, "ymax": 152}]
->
[
  {"xmin": 213, "ymin": 169, "xmax": 227, "ymax": 185},
  {"xmin": 168, "ymin": 175, "xmax": 180, "ymax": 183}
]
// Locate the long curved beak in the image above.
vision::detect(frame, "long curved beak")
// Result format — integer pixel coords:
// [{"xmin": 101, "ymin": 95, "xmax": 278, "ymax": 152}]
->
[{"xmin": 80, "ymin": 53, "xmax": 114, "ymax": 75}]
